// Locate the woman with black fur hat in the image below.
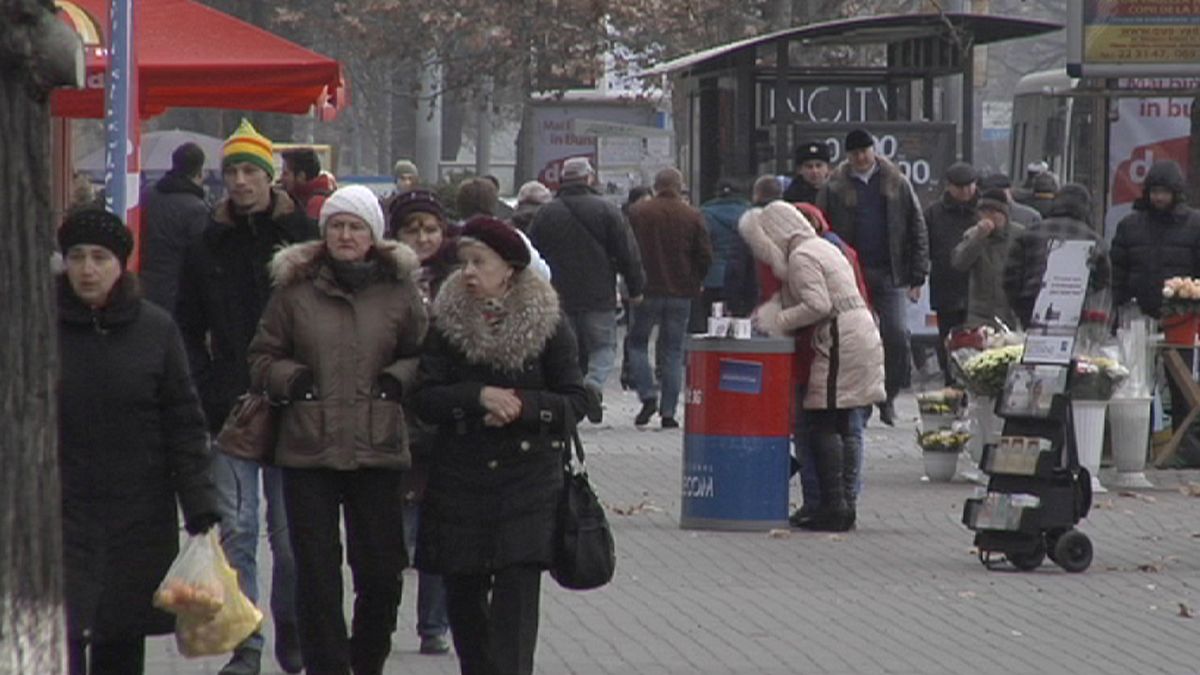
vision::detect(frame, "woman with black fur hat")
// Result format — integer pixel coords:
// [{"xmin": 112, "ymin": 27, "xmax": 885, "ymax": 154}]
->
[
  {"xmin": 57, "ymin": 209, "xmax": 220, "ymax": 675},
  {"xmin": 413, "ymin": 216, "xmax": 589, "ymax": 675}
]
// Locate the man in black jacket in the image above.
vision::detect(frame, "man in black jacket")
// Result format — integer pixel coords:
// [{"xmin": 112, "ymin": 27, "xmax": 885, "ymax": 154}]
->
[
  {"xmin": 529, "ymin": 157, "xmax": 645, "ymax": 423},
  {"xmin": 818, "ymin": 129, "xmax": 930, "ymax": 425},
  {"xmin": 782, "ymin": 139, "xmax": 832, "ymax": 205},
  {"xmin": 925, "ymin": 162, "xmax": 978, "ymax": 384},
  {"xmin": 176, "ymin": 120, "xmax": 315, "ymax": 675},
  {"xmin": 140, "ymin": 142, "xmax": 210, "ymax": 311}
]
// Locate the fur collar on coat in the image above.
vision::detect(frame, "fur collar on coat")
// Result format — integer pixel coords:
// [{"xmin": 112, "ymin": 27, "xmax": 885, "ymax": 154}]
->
[
  {"xmin": 432, "ymin": 268, "xmax": 561, "ymax": 373},
  {"xmin": 826, "ymin": 154, "xmax": 907, "ymax": 205},
  {"xmin": 267, "ymin": 239, "xmax": 420, "ymax": 288}
]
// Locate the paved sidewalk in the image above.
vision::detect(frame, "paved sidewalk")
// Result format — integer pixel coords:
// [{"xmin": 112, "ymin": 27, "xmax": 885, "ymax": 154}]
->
[{"xmin": 149, "ymin": 389, "xmax": 1200, "ymax": 674}]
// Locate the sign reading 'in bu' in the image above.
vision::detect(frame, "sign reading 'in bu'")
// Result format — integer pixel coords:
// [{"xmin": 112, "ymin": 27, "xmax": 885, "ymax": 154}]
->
[{"xmin": 792, "ymin": 122, "xmax": 957, "ymax": 209}]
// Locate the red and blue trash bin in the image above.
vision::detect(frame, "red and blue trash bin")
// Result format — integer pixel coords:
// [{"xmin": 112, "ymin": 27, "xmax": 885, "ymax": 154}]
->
[{"xmin": 680, "ymin": 336, "xmax": 795, "ymax": 531}]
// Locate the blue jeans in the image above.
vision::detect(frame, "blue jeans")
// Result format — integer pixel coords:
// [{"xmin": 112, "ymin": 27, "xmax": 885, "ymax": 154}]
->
[
  {"xmin": 796, "ymin": 406, "xmax": 867, "ymax": 505},
  {"xmin": 567, "ymin": 310, "xmax": 618, "ymax": 392},
  {"xmin": 863, "ymin": 267, "xmax": 911, "ymax": 398},
  {"xmin": 402, "ymin": 503, "xmax": 449, "ymax": 638},
  {"xmin": 212, "ymin": 451, "xmax": 297, "ymax": 650},
  {"xmin": 628, "ymin": 296, "xmax": 692, "ymax": 420}
]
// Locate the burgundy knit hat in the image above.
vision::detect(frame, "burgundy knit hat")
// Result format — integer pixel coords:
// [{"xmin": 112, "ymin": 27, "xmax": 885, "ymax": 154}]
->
[{"xmin": 460, "ymin": 216, "xmax": 530, "ymax": 269}]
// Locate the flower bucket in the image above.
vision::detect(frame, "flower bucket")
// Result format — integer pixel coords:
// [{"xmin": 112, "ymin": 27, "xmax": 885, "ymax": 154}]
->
[
  {"xmin": 967, "ymin": 396, "xmax": 1000, "ymax": 464},
  {"xmin": 1108, "ymin": 397, "xmax": 1154, "ymax": 489},
  {"xmin": 923, "ymin": 450, "xmax": 958, "ymax": 482},
  {"xmin": 1162, "ymin": 314, "xmax": 1198, "ymax": 346},
  {"xmin": 1071, "ymin": 399, "xmax": 1108, "ymax": 494}
]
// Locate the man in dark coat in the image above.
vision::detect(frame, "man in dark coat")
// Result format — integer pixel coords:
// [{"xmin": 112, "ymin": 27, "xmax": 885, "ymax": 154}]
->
[
  {"xmin": 782, "ymin": 139, "xmax": 832, "ymax": 205},
  {"xmin": 1111, "ymin": 160, "xmax": 1200, "ymax": 317},
  {"xmin": 724, "ymin": 175, "xmax": 784, "ymax": 317},
  {"xmin": 1004, "ymin": 183, "xmax": 1111, "ymax": 330},
  {"xmin": 697, "ymin": 178, "xmax": 748, "ymax": 330},
  {"xmin": 818, "ymin": 128, "xmax": 930, "ymax": 425},
  {"xmin": 176, "ymin": 119, "xmax": 315, "ymax": 675},
  {"xmin": 925, "ymin": 162, "xmax": 979, "ymax": 384},
  {"xmin": 628, "ymin": 168, "xmax": 713, "ymax": 428},
  {"xmin": 529, "ymin": 157, "xmax": 646, "ymax": 423},
  {"xmin": 980, "ymin": 173, "xmax": 1042, "ymax": 228},
  {"xmin": 140, "ymin": 142, "xmax": 210, "ymax": 312}
]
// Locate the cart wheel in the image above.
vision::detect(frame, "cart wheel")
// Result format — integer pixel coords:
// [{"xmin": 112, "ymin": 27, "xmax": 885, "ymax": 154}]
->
[
  {"xmin": 1008, "ymin": 541, "xmax": 1046, "ymax": 571},
  {"xmin": 1053, "ymin": 530, "xmax": 1093, "ymax": 573}
]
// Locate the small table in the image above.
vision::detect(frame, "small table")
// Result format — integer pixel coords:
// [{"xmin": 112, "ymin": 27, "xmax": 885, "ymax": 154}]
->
[{"xmin": 1153, "ymin": 344, "xmax": 1200, "ymax": 467}]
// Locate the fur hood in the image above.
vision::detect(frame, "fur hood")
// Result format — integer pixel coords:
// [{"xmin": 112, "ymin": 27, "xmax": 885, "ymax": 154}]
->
[
  {"xmin": 738, "ymin": 207, "xmax": 786, "ymax": 279},
  {"xmin": 825, "ymin": 154, "xmax": 908, "ymax": 206},
  {"xmin": 739, "ymin": 202, "xmax": 819, "ymax": 278},
  {"xmin": 268, "ymin": 239, "xmax": 420, "ymax": 288},
  {"xmin": 433, "ymin": 268, "xmax": 561, "ymax": 373}
]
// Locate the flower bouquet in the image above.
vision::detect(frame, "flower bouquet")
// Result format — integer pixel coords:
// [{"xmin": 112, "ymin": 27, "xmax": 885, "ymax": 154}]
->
[
  {"xmin": 1161, "ymin": 277, "xmax": 1200, "ymax": 344},
  {"xmin": 917, "ymin": 428, "xmax": 971, "ymax": 453},
  {"xmin": 917, "ymin": 388, "xmax": 966, "ymax": 429},
  {"xmin": 1069, "ymin": 355, "xmax": 1129, "ymax": 401},
  {"xmin": 960, "ymin": 345, "xmax": 1024, "ymax": 399}
]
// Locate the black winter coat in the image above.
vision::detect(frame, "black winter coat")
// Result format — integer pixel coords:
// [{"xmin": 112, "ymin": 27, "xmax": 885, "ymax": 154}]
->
[
  {"xmin": 1111, "ymin": 162, "xmax": 1200, "ymax": 317},
  {"xmin": 140, "ymin": 172, "xmax": 210, "ymax": 312},
  {"xmin": 176, "ymin": 190, "xmax": 317, "ymax": 432},
  {"xmin": 58, "ymin": 275, "xmax": 218, "ymax": 641},
  {"xmin": 413, "ymin": 270, "xmax": 588, "ymax": 575},
  {"xmin": 782, "ymin": 176, "xmax": 820, "ymax": 205},
  {"xmin": 529, "ymin": 183, "xmax": 645, "ymax": 312},
  {"xmin": 925, "ymin": 193, "xmax": 978, "ymax": 312}
]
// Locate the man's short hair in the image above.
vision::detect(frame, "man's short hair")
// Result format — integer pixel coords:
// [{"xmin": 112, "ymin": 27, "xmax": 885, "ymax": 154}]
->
[
  {"xmin": 171, "ymin": 142, "xmax": 205, "ymax": 178},
  {"xmin": 752, "ymin": 175, "xmax": 783, "ymax": 202},
  {"xmin": 653, "ymin": 168, "xmax": 684, "ymax": 194},
  {"xmin": 282, "ymin": 148, "xmax": 321, "ymax": 181},
  {"xmin": 456, "ymin": 177, "xmax": 499, "ymax": 219}
]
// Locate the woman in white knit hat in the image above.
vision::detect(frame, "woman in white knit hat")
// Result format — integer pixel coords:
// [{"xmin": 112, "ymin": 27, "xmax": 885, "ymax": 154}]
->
[
  {"xmin": 754, "ymin": 200, "xmax": 885, "ymax": 532},
  {"xmin": 247, "ymin": 184, "xmax": 429, "ymax": 673}
]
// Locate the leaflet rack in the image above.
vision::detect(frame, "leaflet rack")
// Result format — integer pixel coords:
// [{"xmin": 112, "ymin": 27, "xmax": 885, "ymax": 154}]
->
[{"xmin": 961, "ymin": 393, "xmax": 1093, "ymax": 572}]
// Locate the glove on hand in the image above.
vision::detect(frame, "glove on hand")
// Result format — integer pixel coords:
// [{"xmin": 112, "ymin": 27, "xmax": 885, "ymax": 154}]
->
[
  {"xmin": 288, "ymin": 369, "xmax": 317, "ymax": 401},
  {"xmin": 185, "ymin": 512, "xmax": 221, "ymax": 536},
  {"xmin": 376, "ymin": 374, "xmax": 403, "ymax": 401}
]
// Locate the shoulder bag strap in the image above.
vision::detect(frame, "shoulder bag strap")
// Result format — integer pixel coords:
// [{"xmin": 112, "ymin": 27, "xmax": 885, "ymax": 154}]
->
[
  {"xmin": 561, "ymin": 197, "xmax": 612, "ymax": 261},
  {"xmin": 561, "ymin": 401, "xmax": 586, "ymax": 469}
]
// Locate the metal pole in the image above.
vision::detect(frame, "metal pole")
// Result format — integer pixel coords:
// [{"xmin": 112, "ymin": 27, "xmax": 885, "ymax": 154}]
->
[
  {"xmin": 774, "ymin": 40, "xmax": 790, "ymax": 175},
  {"xmin": 962, "ymin": 44, "xmax": 974, "ymax": 164},
  {"xmin": 475, "ymin": 76, "xmax": 494, "ymax": 179},
  {"xmin": 415, "ymin": 51, "xmax": 443, "ymax": 185}
]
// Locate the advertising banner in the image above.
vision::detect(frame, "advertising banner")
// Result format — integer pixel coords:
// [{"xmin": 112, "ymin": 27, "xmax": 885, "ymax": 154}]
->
[
  {"xmin": 526, "ymin": 102, "xmax": 660, "ymax": 193},
  {"xmin": 1070, "ymin": 1, "xmax": 1200, "ymax": 76},
  {"xmin": 1105, "ymin": 79, "xmax": 1196, "ymax": 239}
]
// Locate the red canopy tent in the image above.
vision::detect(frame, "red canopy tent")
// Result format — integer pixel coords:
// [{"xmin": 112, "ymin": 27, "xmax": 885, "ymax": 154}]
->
[{"xmin": 52, "ymin": 0, "xmax": 346, "ymax": 120}]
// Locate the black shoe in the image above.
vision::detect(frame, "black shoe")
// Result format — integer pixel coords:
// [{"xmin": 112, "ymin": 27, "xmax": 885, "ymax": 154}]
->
[
  {"xmin": 219, "ymin": 646, "xmax": 262, "ymax": 675},
  {"xmin": 878, "ymin": 399, "xmax": 896, "ymax": 427},
  {"xmin": 788, "ymin": 505, "xmax": 817, "ymax": 528},
  {"xmin": 419, "ymin": 634, "xmax": 451, "ymax": 655},
  {"xmin": 661, "ymin": 417, "xmax": 680, "ymax": 429},
  {"xmin": 634, "ymin": 400, "xmax": 658, "ymax": 427},
  {"xmin": 274, "ymin": 622, "xmax": 303, "ymax": 674},
  {"xmin": 585, "ymin": 386, "xmax": 604, "ymax": 424}
]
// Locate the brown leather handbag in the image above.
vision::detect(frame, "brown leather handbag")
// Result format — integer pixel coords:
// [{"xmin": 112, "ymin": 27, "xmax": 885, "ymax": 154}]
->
[{"xmin": 216, "ymin": 392, "xmax": 278, "ymax": 463}]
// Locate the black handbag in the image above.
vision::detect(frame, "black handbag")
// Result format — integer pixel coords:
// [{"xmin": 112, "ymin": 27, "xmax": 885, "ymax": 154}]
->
[{"xmin": 551, "ymin": 409, "xmax": 616, "ymax": 591}]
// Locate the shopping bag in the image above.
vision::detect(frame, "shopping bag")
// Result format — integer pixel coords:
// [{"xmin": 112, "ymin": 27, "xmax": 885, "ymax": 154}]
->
[
  {"xmin": 217, "ymin": 392, "xmax": 278, "ymax": 463},
  {"xmin": 550, "ymin": 409, "xmax": 615, "ymax": 591},
  {"xmin": 155, "ymin": 530, "xmax": 264, "ymax": 657}
]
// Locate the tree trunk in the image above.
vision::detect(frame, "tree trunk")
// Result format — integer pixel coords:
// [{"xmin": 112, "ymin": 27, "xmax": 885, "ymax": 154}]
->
[{"xmin": 0, "ymin": 1, "xmax": 68, "ymax": 672}]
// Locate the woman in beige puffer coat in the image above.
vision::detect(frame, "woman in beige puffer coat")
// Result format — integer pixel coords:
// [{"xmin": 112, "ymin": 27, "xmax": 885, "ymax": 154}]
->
[{"xmin": 757, "ymin": 201, "xmax": 884, "ymax": 531}]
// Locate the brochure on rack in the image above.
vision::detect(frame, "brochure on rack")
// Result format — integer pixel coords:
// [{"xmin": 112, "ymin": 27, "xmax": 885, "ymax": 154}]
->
[{"xmin": 1023, "ymin": 238, "xmax": 1096, "ymax": 365}]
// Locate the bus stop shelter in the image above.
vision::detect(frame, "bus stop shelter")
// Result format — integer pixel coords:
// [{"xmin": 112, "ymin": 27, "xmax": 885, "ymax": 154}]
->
[{"xmin": 646, "ymin": 12, "xmax": 1060, "ymax": 203}]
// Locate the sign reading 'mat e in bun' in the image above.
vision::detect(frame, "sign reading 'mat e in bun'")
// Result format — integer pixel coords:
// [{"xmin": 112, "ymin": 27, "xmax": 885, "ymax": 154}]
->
[{"xmin": 1068, "ymin": 1, "xmax": 1200, "ymax": 77}]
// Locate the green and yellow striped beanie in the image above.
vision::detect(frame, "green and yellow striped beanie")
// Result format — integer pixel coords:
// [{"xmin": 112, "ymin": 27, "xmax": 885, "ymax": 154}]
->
[{"xmin": 222, "ymin": 118, "xmax": 275, "ymax": 178}]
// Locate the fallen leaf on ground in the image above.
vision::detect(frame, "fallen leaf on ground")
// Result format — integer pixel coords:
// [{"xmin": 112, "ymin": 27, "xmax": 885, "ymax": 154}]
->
[
  {"xmin": 1180, "ymin": 482, "xmax": 1200, "ymax": 497},
  {"xmin": 767, "ymin": 529, "xmax": 791, "ymax": 539},
  {"xmin": 1119, "ymin": 491, "xmax": 1157, "ymax": 503},
  {"xmin": 1140, "ymin": 562, "xmax": 1167, "ymax": 573},
  {"xmin": 958, "ymin": 591, "xmax": 977, "ymax": 599},
  {"xmin": 610, "ymin": 500, "xmax": 663, "ymax": 516},
  {"xmin": 1180, "ymin": 603, "xmax": 1194, "ymax": 618},
  {"xmin": 826, "ymin": 534, "xmax": 845, "ymax": 542},
  {"xmin": 1092, "ymin": 499, "xmax": 1116, "ymax": 510}
]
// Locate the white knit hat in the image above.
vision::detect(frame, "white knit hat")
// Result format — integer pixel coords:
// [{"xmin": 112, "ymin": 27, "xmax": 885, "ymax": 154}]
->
[
  {"xmin": 758, "ymin": 201, "xmax": 814, "ymax": 252},
  {"xmin": 319, "ymin": 185, "xmax": 385, "ymax": 241}
]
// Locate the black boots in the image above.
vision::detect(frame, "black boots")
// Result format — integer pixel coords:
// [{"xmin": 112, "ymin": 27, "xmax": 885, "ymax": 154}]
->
[
  {"xmin": 275, "ymin": 622, "xmax": 303, "ymax": 674},
  {"xmin": 841, "ymin": 429, "xmax": 862, "ymax": 531},
  {"xmin": 798, "ymin": 431, "xmax": 853, "ymax": 532}
]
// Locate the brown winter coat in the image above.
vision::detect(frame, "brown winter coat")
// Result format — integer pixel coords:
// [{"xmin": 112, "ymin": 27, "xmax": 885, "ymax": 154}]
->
[
  {"xmin": 248, "ymin": 240, "xmax": 428, "ymax": 470},
  {"xmin": 628, "ymin": 191, "xmax": 713, "ymax": 298},
  {"xmin": 755, "ymin": 202, "xmax": 885, "ymax": 410}
]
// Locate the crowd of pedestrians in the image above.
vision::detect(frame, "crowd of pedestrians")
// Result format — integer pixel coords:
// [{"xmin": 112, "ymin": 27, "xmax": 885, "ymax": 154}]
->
[{"xmin": 56, "ymin": 113, "xmax": 1200, "ymax": 675}]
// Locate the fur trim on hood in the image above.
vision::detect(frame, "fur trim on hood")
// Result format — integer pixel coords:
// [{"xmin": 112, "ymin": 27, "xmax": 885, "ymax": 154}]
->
[
  {"xmin": 268, "ymin": 239, "xmax": 420, "ymax": 288},
  {"xmin": 738, "ymin": 207, "xmax": 787, "ymax": 279},
  {"xmin": 432, "ymin": 268, "xmax": 561, "ymax": 373}
]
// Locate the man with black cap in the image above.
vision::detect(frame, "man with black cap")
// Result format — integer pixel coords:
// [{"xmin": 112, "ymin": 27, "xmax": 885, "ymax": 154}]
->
[
  {"xmin": 951, "ymin": 188, "xmax": 1023, "ymax": 330},
  {"xmin": 818, "ymin": 128, "xmax": 929, "ymax": 425},
  {"xmin": 980, "ymin": 173, "xmax": 1041, "ymax": 227},
  {"xmin": 782, "ymin": 139, "xmax": 832, "ymax": 204},
  {"xmin": 925, "ymin": 162, "xmax": 979, "ymax": 384}
]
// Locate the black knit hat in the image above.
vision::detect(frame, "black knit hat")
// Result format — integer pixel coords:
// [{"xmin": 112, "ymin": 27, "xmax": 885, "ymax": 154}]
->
[
  {"xmin": 794, "ymin": 140, "xmax": 831, "ymax": 165},
  {"xmin": 388, "ymin": 189, "xmax": 446, "ymax": 234},
  {"xmin": 977, "ymin": 188, "xmax": 1010, "ymax": 218},
  {"xmin": 58, "ymin": 209, "xmax": 133, "ymax": 267},
  {"xmin": 460, "ymin": 216, "xmax": 530, "ymax": 269},
  {"xmin": 845, "ymin": 128, "xmax": 874, "ymax": 151}
]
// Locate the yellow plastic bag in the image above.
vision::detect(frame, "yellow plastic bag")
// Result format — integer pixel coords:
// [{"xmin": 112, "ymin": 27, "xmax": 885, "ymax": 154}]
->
[{"xmin": 155, "ymin": 529, "xmax": 263, "ymax": 657}]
